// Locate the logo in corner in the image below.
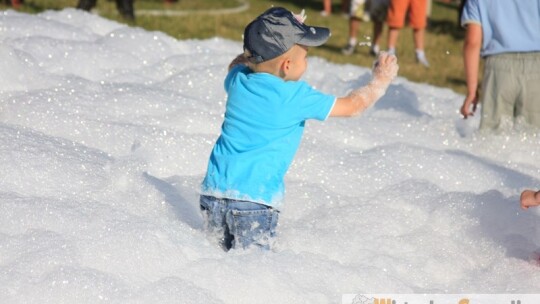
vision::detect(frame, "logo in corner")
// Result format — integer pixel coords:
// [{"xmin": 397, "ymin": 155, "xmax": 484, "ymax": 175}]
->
[{"xmin": 351, "ymin": 294, "xmax": 375, "ymax": 304}]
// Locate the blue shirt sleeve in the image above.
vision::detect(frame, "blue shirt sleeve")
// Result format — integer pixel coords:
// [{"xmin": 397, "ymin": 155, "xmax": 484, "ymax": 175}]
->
[
  {"xmin": 461, "ymin": 0, "xmax": 481, "ymax": 27},
  {"xmin": 284, "ymin": 80, "xmax": 336, "ymax": 122},
  {"xmin": 224, "ymin": 64, "xmax": 249, "ymax": 93}
]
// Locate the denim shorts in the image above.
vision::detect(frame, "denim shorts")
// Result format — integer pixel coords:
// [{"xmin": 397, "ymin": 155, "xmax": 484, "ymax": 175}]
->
[{"xmin": 199, "ymin": 195, "xmax": 279, "ymax": 251}]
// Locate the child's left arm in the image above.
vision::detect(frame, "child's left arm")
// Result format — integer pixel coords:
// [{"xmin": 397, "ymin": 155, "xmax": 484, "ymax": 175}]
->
[{"xmin": 229, "ymin": 53, "xmax": 249, "ymax": 71}]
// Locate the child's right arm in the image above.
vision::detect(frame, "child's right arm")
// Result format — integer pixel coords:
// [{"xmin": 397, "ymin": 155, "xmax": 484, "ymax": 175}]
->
[{"xmin": 330, "ymin": 52, "xmax": 398, "ymax": 117}]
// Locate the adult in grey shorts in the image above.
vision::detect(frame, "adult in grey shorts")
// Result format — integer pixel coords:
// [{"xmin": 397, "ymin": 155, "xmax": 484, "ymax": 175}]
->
[{"xmin": 460, "ymin": 0, "xmax": 540, "ymax": 130}]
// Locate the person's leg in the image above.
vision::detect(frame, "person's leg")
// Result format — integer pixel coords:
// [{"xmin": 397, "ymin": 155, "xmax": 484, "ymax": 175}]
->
[
  {"xmin": 225, "ymin": 201, "xmax": 279, "ymax": 250},
  {"xmin": 322, "ymin": 0, "xmax": 332, "ymax": 16},
  {"xmin": 386, "ymin": 0, "xmax": 408, "ymax": 54},
  {"xmin": 370, "ymin": 21, "xmax": 383, "ymax": 56},
  {"xmin": 516, "ymin": 52, "xmax": 540, "ymax": 128},
  {"xmin": 342, "ymin": 0, "xmax": 364, "ymax": 55},
  {"xmin": 200, "ymin": 195, "xmax": 234, "ymax": 250},
  {"xmin": 410, "ymin": 0, "xmax": 429, "ymax": 66},
  {"xmin": 369, "ymin": 0, "xmax": 389, "ymax": 56},
  {"xmin": 115, "ymin": 0, "xmax": 135, "ymax": 21},
  {"xmin": 479, "ymin": 54, "xmax": 519, "ymax": 130},
  {"xmin": 342, "ymin": 17, "xmax": 361, "ymax": 55},
  {"xmin": 413, "ymin": 28, "xmax": 425, "ymax": 50},
  {"xmin": 413, "ymin": 28, "xmax": 429, "ymax": 66},
  {"xmin": 387, "ymin": 28, "xmax": 399, "ymax": 55},
  {"xmin": 77, "ymin": 0, "xmax": 98, "ymax": 11}
]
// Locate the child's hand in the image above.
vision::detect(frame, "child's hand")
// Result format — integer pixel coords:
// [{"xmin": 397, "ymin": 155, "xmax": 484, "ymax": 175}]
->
[
  {"xmin": 520, "ymin": 190, "xmax": 540, "ymax": 210},
  {"xmin": 331, "ymin": 52, "xmax": 398, "ymax": 117},
  {"xmin": 372, "ymin": 52, "xmax": 399, "ymax": 85}
]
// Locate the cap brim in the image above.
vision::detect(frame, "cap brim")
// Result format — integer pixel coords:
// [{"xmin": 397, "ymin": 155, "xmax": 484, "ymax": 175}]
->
[{"xmin": 297, "ymin": 26, "xmax": 330, "ymax": 47}]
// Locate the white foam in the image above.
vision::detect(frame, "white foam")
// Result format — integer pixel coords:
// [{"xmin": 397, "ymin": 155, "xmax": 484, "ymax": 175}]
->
[{"xmin": 1, "ymin": 9, "xmax": 539, "ymax": 304}]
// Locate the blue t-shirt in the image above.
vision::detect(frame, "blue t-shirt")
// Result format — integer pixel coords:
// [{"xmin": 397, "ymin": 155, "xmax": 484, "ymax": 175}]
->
[
  {"xmin": 461, "ymin": 0, "xmax": 540, "ymax": 56},
  {"xmin": 201, "ymin": 65, "xmax": 336, "ymax": 209}
]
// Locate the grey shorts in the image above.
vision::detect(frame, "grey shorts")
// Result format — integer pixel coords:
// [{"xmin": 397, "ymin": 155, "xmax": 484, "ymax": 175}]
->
[{"xmin": 480, "ymin": 52, "xmax": 540, "ymax": 130}]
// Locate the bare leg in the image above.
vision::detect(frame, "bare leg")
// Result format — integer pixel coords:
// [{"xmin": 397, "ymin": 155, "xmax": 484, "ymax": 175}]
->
[
  {"xmin": 322, "ymin": 0, "xmax": 332, "ymax": 15},
  {"xmin": 387, "ymin": 27, "xmax": 400, "ymax": 54},
  {"xmin": 413, "ymin": 28, "xmax": 425, "ymax": 50},
  {"xmin": 342, "ymin": 17, "xmax": 360, "ymax": 55},
  {"xmin": 349, "ymin": 17, "xmax": 360, "ymax": 41},
  {"xmin": 373, "ymin": 21, "xmax": 384, "ymax": 47},
  {"xmin": 370, "ymin": 21, "xmax": 384, "ymax": 56},
  {"xmin": 413, "ymin": 28, "xmax": 429, "ymax": 67}
]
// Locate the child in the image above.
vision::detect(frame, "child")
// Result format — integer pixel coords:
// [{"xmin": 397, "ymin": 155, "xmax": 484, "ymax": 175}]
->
[
  {"xmin": 520, "ymin": 189, "xmax": 540, "ymax": 210},
  {"xmin": 200, "ymin": 7, "xmax": 398, "ymax": 251}
]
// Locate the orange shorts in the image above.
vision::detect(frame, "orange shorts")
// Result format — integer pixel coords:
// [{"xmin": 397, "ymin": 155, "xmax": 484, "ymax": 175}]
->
[{"xmin": 387, "ymin": 0, "xmax": 427, "ymax": 29}]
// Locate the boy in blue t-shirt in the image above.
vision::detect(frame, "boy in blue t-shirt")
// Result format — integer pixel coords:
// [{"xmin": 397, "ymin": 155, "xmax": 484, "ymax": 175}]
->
[{"xmin": 200, "ymin": 7, "xmax": 398, "ymax": 251}]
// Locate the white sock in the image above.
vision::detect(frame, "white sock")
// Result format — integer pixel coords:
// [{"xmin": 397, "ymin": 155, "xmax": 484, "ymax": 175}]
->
[{"xmin": 349, "ymin": 37, "xmax": 357, "ymax": 46}]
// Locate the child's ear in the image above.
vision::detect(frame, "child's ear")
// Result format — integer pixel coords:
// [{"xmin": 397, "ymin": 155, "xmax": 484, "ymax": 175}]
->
[{"xmin": 279, "ymin": 59, "xmax": 291, "ymax": 79}]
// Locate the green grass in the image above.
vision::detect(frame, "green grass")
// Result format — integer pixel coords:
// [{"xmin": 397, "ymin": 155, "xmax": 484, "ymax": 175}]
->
[{"xmin": 1, "ymin": 0, "xmax": 468, "ymax": 94}]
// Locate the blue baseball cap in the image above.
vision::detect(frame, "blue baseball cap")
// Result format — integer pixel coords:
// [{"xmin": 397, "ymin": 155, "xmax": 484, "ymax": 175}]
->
[{"xmin": 243, "ymin": 7, "xmax": 331, "ymax": 63}]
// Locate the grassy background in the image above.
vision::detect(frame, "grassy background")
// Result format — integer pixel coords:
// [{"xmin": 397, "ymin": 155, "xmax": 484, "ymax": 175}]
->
[{"xmin": 1, "ymin": 0, "xmax": 468, "ymax": 94}]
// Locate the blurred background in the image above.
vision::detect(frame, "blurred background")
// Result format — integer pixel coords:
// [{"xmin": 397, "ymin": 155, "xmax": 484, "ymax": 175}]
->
[{"xmin": 0, "ymin": 0, "xmax": 468, "ymax": 94}]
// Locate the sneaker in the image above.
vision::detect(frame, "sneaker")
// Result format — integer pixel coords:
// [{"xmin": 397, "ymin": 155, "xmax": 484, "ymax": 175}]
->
[
  {"xmin": 416, "ymin": 51, "xmax": 430, "ymax": 67},
  {"xmin": 341, "ymin": 43, "xmax": 356, "ymax": 55}
]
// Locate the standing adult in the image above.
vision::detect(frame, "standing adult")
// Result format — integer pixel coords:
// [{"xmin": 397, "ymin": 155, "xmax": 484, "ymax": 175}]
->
[
  {"xmin": 386, "ymin": 0, "xmax": 430, "ymax": 67},
  {"xmin": 77, "ymin": 0, "xmax": 135, "ymax": 21},
  {"xmin": 460, "ymin": 0, "xmax": 540, "ymax": 130}
]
